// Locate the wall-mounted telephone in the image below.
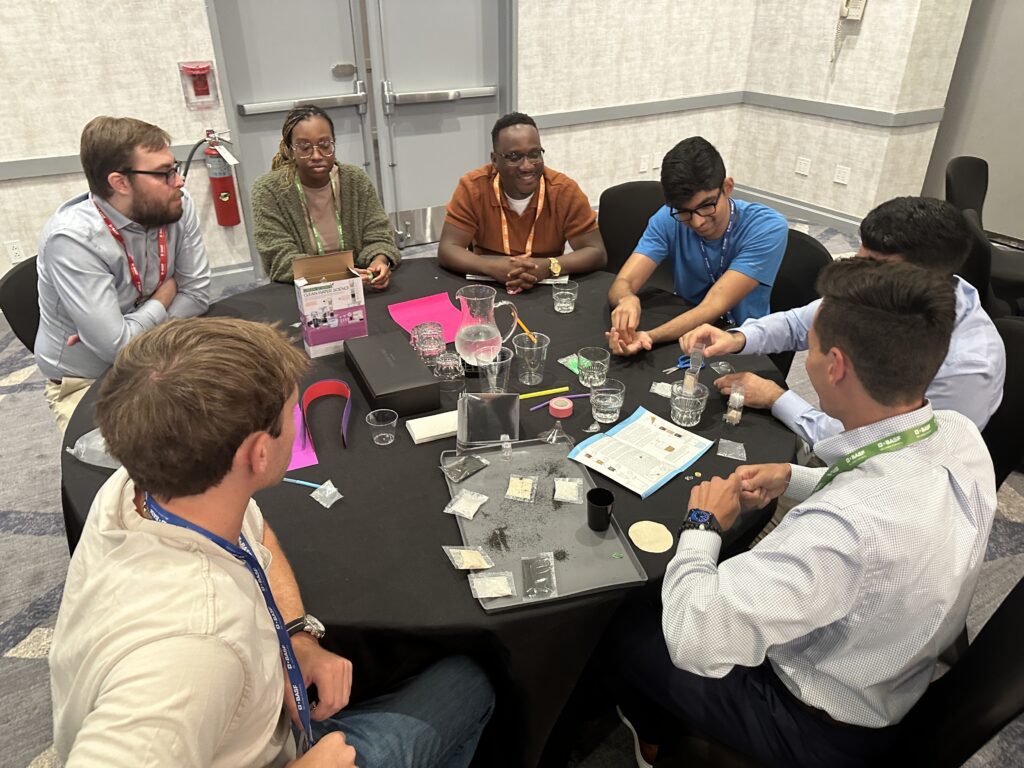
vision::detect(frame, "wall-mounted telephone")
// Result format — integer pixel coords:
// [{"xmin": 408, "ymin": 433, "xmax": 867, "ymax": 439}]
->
[{"xmin": 832, "ymin": 0, "xmax": 867, "ymax": 62}]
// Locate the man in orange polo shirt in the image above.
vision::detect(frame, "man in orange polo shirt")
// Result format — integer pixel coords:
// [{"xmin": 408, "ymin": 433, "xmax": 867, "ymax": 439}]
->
[{"xmin": 438, "ymin": 112, "xmax": 607, "ymax": 293}]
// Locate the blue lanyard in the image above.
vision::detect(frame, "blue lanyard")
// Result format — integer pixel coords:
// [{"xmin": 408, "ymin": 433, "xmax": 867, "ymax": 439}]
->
[
  {"xmin": 696, "ymin": 198, "xmax": 737, "ymax": 326},
  {"xmin": 144, "ymin": 494, "xmax": 313, "ymax": 754}
]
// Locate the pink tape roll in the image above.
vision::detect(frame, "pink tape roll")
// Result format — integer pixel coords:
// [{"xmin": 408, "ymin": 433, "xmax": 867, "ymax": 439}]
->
[{"xmin": 549, "ymin": 396, "xmax": 574, "ymax": 418}]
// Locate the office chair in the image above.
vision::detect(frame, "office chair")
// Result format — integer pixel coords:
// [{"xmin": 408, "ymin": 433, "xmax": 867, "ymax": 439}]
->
[
  {"xmin": 981, "ymin": 317, "xmax": 1024, "ymax": 489},
  {"xmin": 961, "ymin": 210, "xmax": 1012, "ymax": 318},
  {"xmin": 598, "ymin": 181, "xmax": 675, "ymax": 294},
  {"xmin": 945, "ymin": 156, "xmax": 988, "ymax": 225},
  {"xmin": 0, "ymin": 255, "xmax": 40, "ymax": 353},
  {"xmin": 767, "ymin": 229, "xmax": 832, "ymax": 378}
]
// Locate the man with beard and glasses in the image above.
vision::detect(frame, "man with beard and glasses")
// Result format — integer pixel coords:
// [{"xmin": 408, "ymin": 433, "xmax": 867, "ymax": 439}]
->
[{"xmin": 35, "ymin": 116, "xmax": 210, "ymax": 432}]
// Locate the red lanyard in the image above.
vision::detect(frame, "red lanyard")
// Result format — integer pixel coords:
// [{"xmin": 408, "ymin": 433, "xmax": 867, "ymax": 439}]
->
[
  {"xmin": 94, "ymin": 203, "xmax": 167, "ymax": 303},
  {"xmin": 492, "ymin": 173, "xmax": 546, "ymax": 256}
]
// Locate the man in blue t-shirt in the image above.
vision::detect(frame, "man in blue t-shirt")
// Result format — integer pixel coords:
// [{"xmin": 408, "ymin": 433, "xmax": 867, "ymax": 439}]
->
[{"xmin": 607, "ymin": 137, "xmax": 788, "ymax": 355}]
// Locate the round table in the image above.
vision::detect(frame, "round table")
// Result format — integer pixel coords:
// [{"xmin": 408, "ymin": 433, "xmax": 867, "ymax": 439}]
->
[{"xmin": 61, "ymin": 259, "xmax": 797, "ymax": 767}]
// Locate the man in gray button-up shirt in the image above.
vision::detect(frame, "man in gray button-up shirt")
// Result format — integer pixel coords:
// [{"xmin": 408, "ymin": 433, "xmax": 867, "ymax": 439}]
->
[{"xmin": 35, "ymin": 116, "xmax": 210, "ymax": 432}]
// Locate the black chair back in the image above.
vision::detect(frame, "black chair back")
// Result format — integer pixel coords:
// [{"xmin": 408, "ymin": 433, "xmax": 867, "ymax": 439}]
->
[
  {"xmin": 981, "ymin": 317, "xmax": 1024, "ymax": 488},
  {"xmin": 0, "ymin": 255, "xmax": 39, "ymax": 353},
  {"xmin": 767, "ymin": 230, "xmax": 832, "ymax": 378},
  {"xmin": 945, "ymin": 156, "xmax": 989, "ymax": 227},
  {"xmin": 898, "ymin": 575, "xmax": 1024, "ymax": 766},
  {"xmin": 961, "ymin": 209, "xmax": 1008, "ymax": 319},
  {"xmin": 598, "ymin": 181, "xmax": 675, "ymax": 293}
]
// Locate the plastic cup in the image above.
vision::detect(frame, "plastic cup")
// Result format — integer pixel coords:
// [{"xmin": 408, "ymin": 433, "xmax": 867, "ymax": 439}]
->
[
  {"xmin": 590, "ymin": 378, "xmax": 625, "ymax": 424},
  {"xmin": 513, "ymin": 332, "xmax": 551, "ymax": 386},
  {"xmin": 553, "ymin": 280, "xmax": 579, "ymax": 314},
  {"xmin": 577, "ymin": 346, "xmax": 610, "ymax": 387},
  {"xmin": 480, "ymin": 347, "xmax": 514, "ymax": 393},
  {"xmin": 366, "ymin": 409, "xmax": 398, "ymax": 446},
  {"xmin": 587, "ymin": 487, "xmax": 614, "ymax": 532},
  {"xmin": 670, "ymin": 382, "xmax": 710, "ymax": 427}
]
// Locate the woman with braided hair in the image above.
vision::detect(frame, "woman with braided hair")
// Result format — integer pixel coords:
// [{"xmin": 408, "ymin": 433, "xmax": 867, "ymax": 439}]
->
[{"xmin": 251, "ymin": 105, "xmax": 400, "ymax": 286}]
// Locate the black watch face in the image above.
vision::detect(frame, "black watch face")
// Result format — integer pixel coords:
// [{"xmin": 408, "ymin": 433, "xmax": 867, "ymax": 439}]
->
[{"xmin": 688, "ymin": 509, "xmax": 711, "ymax": 524}]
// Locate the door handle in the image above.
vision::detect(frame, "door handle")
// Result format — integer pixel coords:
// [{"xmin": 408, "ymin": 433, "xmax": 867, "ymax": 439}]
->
[
  {"xmin": 237, "ymin": 90, "xmax": 368, "ymax": 117},
  {"xmin": 390, "ymin": 85, "xmax": 497, "ymax": 106}
]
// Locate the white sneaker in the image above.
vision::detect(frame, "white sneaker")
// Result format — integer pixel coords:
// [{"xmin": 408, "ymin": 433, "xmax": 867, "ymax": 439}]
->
[{"xmin": 616, "ymin": 705, "xmax": 655, "ymax": 768}]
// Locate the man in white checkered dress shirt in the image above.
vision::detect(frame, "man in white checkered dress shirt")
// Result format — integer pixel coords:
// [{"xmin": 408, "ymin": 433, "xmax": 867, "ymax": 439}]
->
[{"xmin": 606, "ymin": 257, "xmax": 997, "ymax": 768}]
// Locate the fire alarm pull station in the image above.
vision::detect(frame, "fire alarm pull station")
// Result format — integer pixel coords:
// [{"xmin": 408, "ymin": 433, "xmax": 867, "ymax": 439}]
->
[{"xmin": 178, "ymin": 61, "xmax": 220, "ymax": 110}]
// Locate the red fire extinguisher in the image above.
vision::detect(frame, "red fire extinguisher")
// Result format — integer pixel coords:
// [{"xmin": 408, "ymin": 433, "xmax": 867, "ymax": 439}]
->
[{"xmin": 203, "ymin": 131, "xmax": 241, "ymax": 227}]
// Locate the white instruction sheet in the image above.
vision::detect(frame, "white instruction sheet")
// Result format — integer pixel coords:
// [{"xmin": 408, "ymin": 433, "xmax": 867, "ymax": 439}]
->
[{"xmin": 568, "ymin": 407, "xmax": 713, "ymax": 498}]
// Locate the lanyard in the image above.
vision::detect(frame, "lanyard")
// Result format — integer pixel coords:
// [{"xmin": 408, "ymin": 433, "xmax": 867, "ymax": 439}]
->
[
  {"xmin": 812, "ymin": 416, "xmax": 938, "ymax": 493},
  {"xmin": 294, "ymin": 170, "xmax": 345, "ymax": 257},
  {"xmin": 144, "ymin": 494, "xmax": 314, "ymax": 754},
  {"xmin": 94, "ymin": 203, "xmax": 167, "ymax": 305},
  {"xmin": 492, "ymin": 173, "xmax": 546, "ymax": 256},
  {"xmin": 696, "ymin": 198, "xmax": 736, "ymax": 325}
]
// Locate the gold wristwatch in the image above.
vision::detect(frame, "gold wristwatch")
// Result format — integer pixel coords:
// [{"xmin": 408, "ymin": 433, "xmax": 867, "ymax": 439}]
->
[{"xmin": 548, "ymin": 257, "xmax": 562, "ymax": 277}]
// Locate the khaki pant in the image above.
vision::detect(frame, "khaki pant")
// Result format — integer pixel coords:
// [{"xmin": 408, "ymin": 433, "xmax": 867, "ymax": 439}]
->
[{"xmin": 44, "ymin": 377, "xmax": 94, "ymax": 436}]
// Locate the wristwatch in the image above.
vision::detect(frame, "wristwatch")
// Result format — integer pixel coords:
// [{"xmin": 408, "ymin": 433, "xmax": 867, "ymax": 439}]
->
[
  {"xmin": 548, "ymin": 257, "xmax": 562, "ymax": 277},
  {"xmin": 679, "ymin": 508, "xmax": 722, "ymax": 536},
  {"xmin": 286, "ymin": 613, "xmax": 326, "ymax": 640}
]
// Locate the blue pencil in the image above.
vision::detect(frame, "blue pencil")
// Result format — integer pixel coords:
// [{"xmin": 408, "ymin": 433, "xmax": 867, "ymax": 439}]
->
[{"xmin": 283, "ymin": 477, "xmax": 321, "ymax": 490}]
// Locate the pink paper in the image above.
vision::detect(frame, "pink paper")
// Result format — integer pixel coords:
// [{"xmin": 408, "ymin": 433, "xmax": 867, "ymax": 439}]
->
[
  {"xmin": 288, "ymin": 404, "xmax": 318, "ymax": 471},
  {"xmin": 387, "ymin": 292, "xmax": 462, "ymax": 343}
]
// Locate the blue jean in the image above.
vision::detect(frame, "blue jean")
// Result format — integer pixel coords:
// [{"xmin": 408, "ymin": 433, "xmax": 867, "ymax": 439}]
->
[{"xmin": 312, "ymin": 655, "xmax": 494, "ymax": 768}]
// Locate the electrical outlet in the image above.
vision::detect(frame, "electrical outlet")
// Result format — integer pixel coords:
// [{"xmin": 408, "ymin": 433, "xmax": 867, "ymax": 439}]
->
[
  {"xmin": 795, "ymin": 156, "xmax": 811, "ymax": 176},
  {"xmin": 4, "ymin": 240, "xmax": 25, "ymax": 264},
  {"xmin": 638, "ymin": 154, "xmax": 650, "ymax": 174},
  {"xmin": 833, "ymin": 164, "xmax": 851, "ymax": 185}
]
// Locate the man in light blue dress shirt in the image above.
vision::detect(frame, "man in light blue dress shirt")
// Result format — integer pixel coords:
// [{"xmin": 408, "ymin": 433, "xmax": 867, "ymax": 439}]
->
[
  {"xmin": 605, "ymin": 258, "xmax": 997, "ymax": 768},
  {"xmin": 35, "ymin": 116, "xmax": 210, "ymax": 432},
  {"xmin": 681, "ymin": 197, "xmax": 1005, "ymax": 446}
]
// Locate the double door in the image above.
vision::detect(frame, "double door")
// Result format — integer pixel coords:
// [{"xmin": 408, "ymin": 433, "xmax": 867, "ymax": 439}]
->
[{"xmin": 208, "ymin": 0, "xmax": 513, "ymax": 274}]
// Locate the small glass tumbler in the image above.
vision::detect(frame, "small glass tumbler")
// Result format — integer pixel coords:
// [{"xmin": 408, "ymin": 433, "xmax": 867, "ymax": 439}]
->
[
  {"xmin": 366, "ymin": 409, "xmax": 399, "ymax": 446},
  {"xmin": 590, "ymin": 378, "xmax": 626, "ymax": 425},
  {"xmin": 577, "ymin": 346, "xmax": 610, "ymax": 387},
  {"xmin": 552, "ymin": 280, "xmax": 579, "ymax": 314},
  {"xmin": 670, "ymin": 382, "xmax": 710, "ymax": 427}
]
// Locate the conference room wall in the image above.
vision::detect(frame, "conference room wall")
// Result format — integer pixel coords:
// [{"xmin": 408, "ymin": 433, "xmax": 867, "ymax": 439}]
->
[
  {"xmin": 519, "ymin": 0, "xmax": 972, "ymax": 221},
  {"xmin": 0, "ymin": 1, "xmax": 252, "ymax": 278},
  {"xmin": 539, "ymin": 106, "xmax": 744, "ymax": 207}
]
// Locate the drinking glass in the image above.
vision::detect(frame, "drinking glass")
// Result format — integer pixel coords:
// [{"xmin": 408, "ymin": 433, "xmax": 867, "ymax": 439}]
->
[
  {"xmin": 552, "ymin": 280, "xmax": 579, "ymax": 313},
  {"xmin": 366, "ymin": 409, "xmax": 398, "ymax": 446},
  {"xmin": 585, "ymin": 378, "xmax": 625, "ymax": 432},
  {"xmin": 577, "ymin": 346, "xmax": 610, "ymax": 387},
  {"xmin": 480, "ymin": 347, "xmax": 514, "ymax": 393},
  {"xmin": 670, "ymin": 382, "xmax": 710, "ymax": 427}
]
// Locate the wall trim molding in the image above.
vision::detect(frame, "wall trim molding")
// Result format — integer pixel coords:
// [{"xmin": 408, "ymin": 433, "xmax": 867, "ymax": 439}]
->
[
  {"xmin": 0, "ymin": 143, "xmax": 200, "ymax": 183},
  {"xmin": 732, "ymin": 183, "xmax": 862, "ymax": 236},
  {"xmin": 533, "ymin": 91, "xmax": 944, "ymax": 131}
]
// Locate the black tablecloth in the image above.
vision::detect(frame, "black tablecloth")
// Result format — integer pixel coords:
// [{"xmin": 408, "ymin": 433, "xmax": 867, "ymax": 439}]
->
[{"xmin": 61, "ymin": 259, "xmax": 796, "ymax": 767}]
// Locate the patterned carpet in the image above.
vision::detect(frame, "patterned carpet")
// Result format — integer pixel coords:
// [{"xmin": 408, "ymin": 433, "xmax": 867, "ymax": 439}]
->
[{"xmin": 1, "ymin": 229, "xmax": 1021, "ymax": 767}]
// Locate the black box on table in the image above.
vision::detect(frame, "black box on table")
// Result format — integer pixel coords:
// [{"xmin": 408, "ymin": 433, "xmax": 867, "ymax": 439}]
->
[{"xmin": 345, "ymin": 331, "xmax": 441, "ymax": 416}]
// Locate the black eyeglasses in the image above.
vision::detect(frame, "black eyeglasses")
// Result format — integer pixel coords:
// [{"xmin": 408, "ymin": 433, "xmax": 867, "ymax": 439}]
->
[
  {"xmin": 120, "ymin": 162, "xmax": 182, "ymax": 186},
  {"xmin": 292, "ymin": 140, "xmax": 336, "ymax": 159},
  {"xmin": 498, "ymin": 148, "xmax": 545, "ymax": 165},
  {"xmin": 670, "ymin": 187, "xmax": 723, "ymax": 222}
]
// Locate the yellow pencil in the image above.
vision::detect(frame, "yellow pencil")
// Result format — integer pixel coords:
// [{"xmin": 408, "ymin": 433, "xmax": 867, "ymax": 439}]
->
[
  {"xmin": 516, "ymin": 317, "xmax": 538, "ymax": 343},
  {"xmin": 520, "ymin": 386, "xmax": 569, "ymax": 400}
]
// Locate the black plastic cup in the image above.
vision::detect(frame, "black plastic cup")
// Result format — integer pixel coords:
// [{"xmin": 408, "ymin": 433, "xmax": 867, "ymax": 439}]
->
[{"xmin": 587, "ymin": 488, "xmax": 615, "ymax": 532}]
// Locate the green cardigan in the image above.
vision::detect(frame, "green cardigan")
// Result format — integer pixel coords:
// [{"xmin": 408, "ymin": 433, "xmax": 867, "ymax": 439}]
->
[{"xmin": 250, "ymin": 163, "xmax": 401, "ymax": 283}]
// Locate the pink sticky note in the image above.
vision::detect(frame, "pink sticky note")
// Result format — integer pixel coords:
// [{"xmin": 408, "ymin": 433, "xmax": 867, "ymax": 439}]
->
[
  {"xmin": 387, "ymin": 292, "xmax": 462, "ymax": 343},
  {"xmin": 288, "ymin": 404, "xmax": 318, "ymax": 471}
]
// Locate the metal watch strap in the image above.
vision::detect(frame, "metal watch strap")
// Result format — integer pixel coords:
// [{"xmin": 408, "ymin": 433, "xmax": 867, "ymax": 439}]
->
[
  {"xmin": 678, "ymin": 508, "xmax": 723, "ymax": 537},
  {"xmin": 548, "ymin": 257, "xmax": 562, "ymax": 277}
]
